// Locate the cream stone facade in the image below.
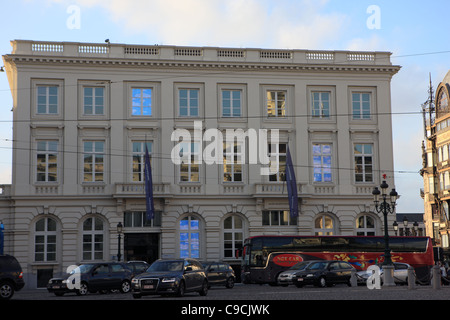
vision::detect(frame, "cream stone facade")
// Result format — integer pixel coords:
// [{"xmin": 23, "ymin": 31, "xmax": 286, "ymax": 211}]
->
[{"xmin": 2, "ymin": 40, "xmax": 400, "ymax": 288}]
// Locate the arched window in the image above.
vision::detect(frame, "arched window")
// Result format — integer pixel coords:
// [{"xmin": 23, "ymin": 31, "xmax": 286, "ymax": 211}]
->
[
  {"xmin": 35, "ymin": 217, "xmax": 57, "ymax": 262},
  {"xmin": 314, "ymin": 215, "xmax": 334, "ymax": 235},
  {"xmin": 223, "ymin": 215, "xmax": 244, "ymax": 259},
  {"xmin": 179, "ymin": 216, "xmax": 200, "ymax": 258},
  {"xmin": 356, "ymin": 215, "xmax": 376, "ymax": 236},
  {"xmin": 82, "ymin": 217, "xmax": 104, "ymax": 261}
]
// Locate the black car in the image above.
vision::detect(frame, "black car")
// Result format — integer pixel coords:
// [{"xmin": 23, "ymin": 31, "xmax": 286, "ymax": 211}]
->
[
  {"xmin": 47, "ymin": 262, "xmax": 132, "ymax": 296},
  {"xmin": 131, "ymin": 258, "xmax": 208, "ymax": 298},
  {"xmin": 0, "ymin": 255, "xmax": 25, "ymax": 300},
  {"xmin": 126, "ymin": 261, "xmax": 150, "ymax": 278},
  {"xmin": 293, "ymin": 260, "xmax": 355, "ymax": 288},
  {"xmin": 202, "ymin": 262, "xmax": 235, "ymax": 288}
]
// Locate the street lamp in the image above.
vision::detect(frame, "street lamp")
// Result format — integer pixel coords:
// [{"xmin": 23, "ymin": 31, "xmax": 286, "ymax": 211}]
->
[
  {"xmin": 403, "ymin": 216, "xmax": 409, "ymax": 236},
  {"xmin": 372, "ymin": 180, "xmax": 398, "ymax": 266},
  {"xmin": 413, "ymin": 221, "xmax": 419, "ymax": 236},
  {"xmin": 117, "ymin": 222, "xmax": 123, "ymax": 262},
  {"xmin": 393, "ymin": 221, "xmax": 398, "ymax": 236}
]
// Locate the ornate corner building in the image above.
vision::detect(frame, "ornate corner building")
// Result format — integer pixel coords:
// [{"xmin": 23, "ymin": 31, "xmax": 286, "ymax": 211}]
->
[
  {"xmin": 1, "ymin": 40, "xmax": 400, "ymax": 288},
  {"xmin": 421, "ymin": 71, "xmax": 450, "ymax": 258}
]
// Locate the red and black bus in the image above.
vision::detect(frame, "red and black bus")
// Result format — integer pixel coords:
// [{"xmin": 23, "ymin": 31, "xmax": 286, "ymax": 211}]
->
[{"xmin": 241, "ymin": 235, "xmax": 434, "ymax": 285}]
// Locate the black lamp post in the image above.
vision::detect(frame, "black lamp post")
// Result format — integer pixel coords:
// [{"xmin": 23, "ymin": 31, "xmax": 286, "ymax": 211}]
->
[
  {"xmin": 372, "ymin": 180, "xmax": 398, "ymax": 266},
  {"xmin": 117, "ymin": 222, "xmax": 123, "ymax": 262}
]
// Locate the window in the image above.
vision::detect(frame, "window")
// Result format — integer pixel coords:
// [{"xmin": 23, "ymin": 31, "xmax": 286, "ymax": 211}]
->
[
  {"xmin": 132, "ymin": 142, "xmax": 152, "ymax": 182},
  {"xmin": 83, "ymin": 141, "xmax": 104, "ymax": 182},
  {"xmin": 82, "ymin": 217, "xmax": 104, "ymax": 260},
  {"xmin": 262, "ymin": 210, "xmax": 297, "ymax": 226},
  {"xmin": 35, "ymin": 217, "xmax": 57, "ymax": 261},
  {"xmin": 132, "ymin": 88, "xmax": 152, "ymax": 116},
  {"xmin": 222, "ymin": 90, "xmax": 241, "ymax": 117},
  {"xmin": 312, "ymin": 144, "xmax": 332, "ymax": 182},
  {"xmin": 223, "ymin": 216, "xmax": 243, "ymax": 258},
  {"xmin": 83, "ymin": 87, "xmax": 104, "ymax": 115},
  {"xmin": 268, "ymin": 143, "xmax": 286, "ymax": 182},
  {"xmin": 223, "ymin": 141, "xmax": 242, "ymax": 182},
  {"xmin": 315, "ymin": 215, "xmax": 334, "ymax": 235},
  {"xmin": 267, "ymin": 91, "xmax": 286, "ymax": 117},
  {"xmin": 37, "ymin": 85, "xmax": 58, "ymax": 114},
  {"xmin": 180, "ymin": 216, "xmax": 200, "ymax": 258},
  {"xmin": 356, "ymin": 215, "xmax": 375, "ymax": 236},
  {"xmin": 124, "ymin": 211, "xmax": 162, "ymax": 227},
  {"xmin": 354, "ymin": 144, "xmax": 373, "ymax": 183},
  {"xmin": 311, "ymin": 92, "xmax": 330, "ymax": 118},
  {"xmin": 36, "ymin": 141, "xmax": 58, "ymax": 182},
  {"xmin": 352, "ymin": 93, "xmax": 371, "ymax": 119},
  {"xmin": 179, "ymin": 89, "xmax": 199, "ymax": 117},
  {"xmin": 179, "ymin": 142, "xmax": 200, "ymax": 182}
]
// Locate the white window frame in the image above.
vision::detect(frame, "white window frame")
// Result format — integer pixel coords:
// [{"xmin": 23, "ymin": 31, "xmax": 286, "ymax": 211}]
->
[
  {"xmin": 83, "ymin": 140, "xmax": 105, "ymax": 182},
  {"xmin": 312, "ymin": 143, "xmax": 333, "ymax": 183},
  {"xmin": 34, "ymin": 217, "xmax": 57, "ymax": 262},
  {"xmin": 179, "ymin": 215, "xmax": 201, "ymax": 259},
  {"xmin": 31, "ymin": 79, "xmax": 63, "ymax": 119},
  {"xmin": 82, "ymin": 217, "xmax": 105, "ymax": 261},
  {"xmin": 36, "ymin": 140, "xmax": 58, "ymax": 183},
  {"xmin": 354, "ymin": 143, "xmax": 374, "ymax": 183},
  {"xmin": 223, "ymin": 141, "xmax": 243, "ymax": 182},
  {"xmin": 223, "ymin": 215, "xmax": 244, "ymax": 259},
  {"xmin": 268, "ymin": 142, "xmax": 287, "ymax": 182},
  {"xmin": 132, "ymin": 141, "xmax": 152, "ymax": 182},
  {"xmin": 314, "ymin": 215, "xmax": 335, "ymax": 235}
]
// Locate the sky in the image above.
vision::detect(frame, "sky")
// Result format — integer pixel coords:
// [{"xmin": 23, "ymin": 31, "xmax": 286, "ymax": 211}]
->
[{"xmin": 0, "ymin": 0, "xmax": 449, "ymax": 214}]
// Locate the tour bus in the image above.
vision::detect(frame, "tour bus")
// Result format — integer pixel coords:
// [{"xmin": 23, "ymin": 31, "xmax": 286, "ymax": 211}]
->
[{"xmin": 241, "ymin": 235, "xmax": 434, "ymax": 285}]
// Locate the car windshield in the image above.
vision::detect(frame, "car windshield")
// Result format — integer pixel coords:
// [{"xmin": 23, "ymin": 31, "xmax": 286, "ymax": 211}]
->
[
  {"xmin": 70, "ymin": 264, "xmax": 94, "ymax": 274},
  {"xmin": 147, "ymin": 261, "xmax": 184, "ymax": 272},
  {"xmin": 306, "ymin": 262, "xmax": 328, "ymax": 270},
  {"xmin": 289, "ymin": 262, "xmax": 310, "ymax": 270}
]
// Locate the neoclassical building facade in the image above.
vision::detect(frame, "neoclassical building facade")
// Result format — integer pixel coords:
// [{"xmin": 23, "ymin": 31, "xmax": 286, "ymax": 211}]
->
[{"xmin": 2, "ymin": 40, "xmax": 400, "ymax": 288}]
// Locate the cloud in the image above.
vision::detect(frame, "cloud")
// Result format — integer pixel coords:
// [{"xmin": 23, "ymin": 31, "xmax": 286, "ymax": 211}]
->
[{"xmin": 48, "ymin": 0, "xmax": 348, "ymax": 49}]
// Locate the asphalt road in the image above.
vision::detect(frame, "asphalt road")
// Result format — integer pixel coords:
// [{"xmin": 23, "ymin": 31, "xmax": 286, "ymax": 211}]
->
[{"xmin": 8, "ymin": 284, "xmax": 448, "ymax": 318}]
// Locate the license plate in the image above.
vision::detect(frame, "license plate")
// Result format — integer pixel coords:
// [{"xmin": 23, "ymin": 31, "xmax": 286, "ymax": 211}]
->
[
  {"xmin": 297, "ymin": 278, "xmax": 303, "ymax": 282},
  {"xmin": 53, "ymin": 285, "xmax": 60, "ymax": 289},
  {"xmin": 143, "ymin": 285, "xmax": 154, "ymax": 289}
]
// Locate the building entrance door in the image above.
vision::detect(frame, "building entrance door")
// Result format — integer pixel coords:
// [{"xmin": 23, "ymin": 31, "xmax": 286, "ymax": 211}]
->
[{"xmin": 124, "ymin": 233, "xmax": 159, "ymax": 263}]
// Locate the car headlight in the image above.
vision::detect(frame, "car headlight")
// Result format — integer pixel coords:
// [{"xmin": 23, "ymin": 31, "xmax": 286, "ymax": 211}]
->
[
  {"xmin": 131, "ymin": 278, "xmax": 139, "ymax": 284},
  {"xmin": 162, "ymin": 277, "xmax": 176, "ymax": 283}
]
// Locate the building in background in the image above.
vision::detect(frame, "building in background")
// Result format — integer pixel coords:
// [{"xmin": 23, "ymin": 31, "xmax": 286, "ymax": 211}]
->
[
  {"xmin": 421, "ymin": 70, "xmax": 450, "ymax": 260},
  {"xmin": 2, "ymin": 40, "xmax": 400, "ymax": 288}
]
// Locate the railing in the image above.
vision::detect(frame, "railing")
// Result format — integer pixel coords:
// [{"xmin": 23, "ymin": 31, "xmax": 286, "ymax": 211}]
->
[{"xmin": 10, "ymin": 40, "xmax": 394, "ymax": 66}]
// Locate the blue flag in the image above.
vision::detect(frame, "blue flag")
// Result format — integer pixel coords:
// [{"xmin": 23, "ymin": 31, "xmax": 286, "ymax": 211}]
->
[
  {"xmin": 144, "ymin": 145, "xmax": 155, "ymax": 220},
  {"xmin": 285, "ymin": 145, "xmax": 298, "ymax": 218}
]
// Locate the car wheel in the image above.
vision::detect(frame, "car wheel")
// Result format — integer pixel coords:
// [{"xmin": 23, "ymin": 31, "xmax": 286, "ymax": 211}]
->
[
  {"xmin": 0, "ymin": 281, "xmax": 14, "ymax": 300},
  {"xmin": 120, "ymin": 280, "xmax": 131, "ymax": 293},
  {"xmin": 226, "ymin": 277, "xmax": 235, "ymax": 289},
  {"xmin": 199, "ymin": 280, "xmax": 208, "ymax": 296},
  {"xmin": 317, "ymin": 277, "xmax": 327, "ymax": 288},
  {"xmin": 76, "ymin": 282, "xmax": 89, "ymax": 296},
  {"xmin": 176, "ymin": 281, "xmax": 185, "ymax": 297}
]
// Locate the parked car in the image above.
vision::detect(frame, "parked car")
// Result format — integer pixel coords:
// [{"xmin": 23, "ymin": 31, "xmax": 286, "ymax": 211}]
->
[
  {"xmin": 202, "ymin": 262, "xmax": 235, "ymax": 288},
  {"xmin": 126, "ymin": 261, "xmax": 150, "ymax": 278},
  {"xmin": 277, "ymin": 261, "xmax": 317, "ymax": 286},
  {"xmin": 131, "ymin": 258, "xmax": 208, "ymax": 298},
  {"xmin": 356, "ymin": 262, "xmax": 412, "ymax": 285},
  {"xmin": 47, "ymin": 262, "xmax": 132, "ymax": 296},
  {"xmin": 0, "ymin": 255, "xmax": 25, "ymax": 300},
  {"xmin": 293, "ymin": 260, "xmax": 355, "ymax": 288}
]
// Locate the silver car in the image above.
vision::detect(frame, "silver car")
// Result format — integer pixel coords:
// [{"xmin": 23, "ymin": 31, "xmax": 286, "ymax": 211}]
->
[
  {"xmin": 356, "ymin": 262, "xmax": 412, "ymax": 285},
  {"xmin": 277, "ymin": 261, "xmax": 317, "ymax": 286}
]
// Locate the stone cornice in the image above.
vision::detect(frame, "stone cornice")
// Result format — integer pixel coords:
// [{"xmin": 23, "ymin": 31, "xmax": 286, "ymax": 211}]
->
[{"xmin": 4, "ymin": 54, "xmax": 401, "ymax": 75}]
